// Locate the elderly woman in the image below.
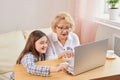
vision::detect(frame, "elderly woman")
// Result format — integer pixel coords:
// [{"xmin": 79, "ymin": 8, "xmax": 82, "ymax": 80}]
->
[{"xmin": 46, "ymin": 12, "xmax": 80, "ymax": 59}]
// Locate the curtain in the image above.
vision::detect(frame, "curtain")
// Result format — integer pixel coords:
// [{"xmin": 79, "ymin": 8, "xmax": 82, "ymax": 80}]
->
[{"xmin": 74, "ymin": 0, "xmax": 103, "ymax": 44}]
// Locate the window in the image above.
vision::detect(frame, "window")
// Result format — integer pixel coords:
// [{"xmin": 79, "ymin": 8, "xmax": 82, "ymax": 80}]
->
[{"xmin": 104, "ymin": 0, "xmax": 120, "ymax": 14}]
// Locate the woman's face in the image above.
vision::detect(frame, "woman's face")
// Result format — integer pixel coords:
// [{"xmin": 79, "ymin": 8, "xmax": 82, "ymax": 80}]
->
[
  {"xmin": 35, "ymin": 36, "xmax": 48, "ymax": 54},
  {"xmin": 55, "ymin": 19, "xmax": 71, "ymax": 40}
]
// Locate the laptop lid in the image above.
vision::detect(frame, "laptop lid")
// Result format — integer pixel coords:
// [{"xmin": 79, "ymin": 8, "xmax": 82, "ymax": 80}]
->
[{"xmin": 68, "ymin": 39, "xmax": 108, "ymax": 75}]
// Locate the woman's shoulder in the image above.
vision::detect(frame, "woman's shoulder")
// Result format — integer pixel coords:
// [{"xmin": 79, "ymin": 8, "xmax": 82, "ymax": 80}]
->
[
  {"xmin": 69, "ymin": 32, "xmax": 80, "ymax": 45},
  {"xmin": 47, "ymin": 32, "xmax": 57, "ymax": 41},
  {"xmin": 47, "ymin": 32, "xmax": 55, "ymax": 37},
  {"xmin": 69, "ymin": 32, "xmax": 79, "ymax": 38}
]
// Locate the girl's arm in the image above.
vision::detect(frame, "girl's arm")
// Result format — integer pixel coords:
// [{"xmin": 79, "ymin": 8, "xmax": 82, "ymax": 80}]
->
[
  {"xmin": 21, "ymin": 53, "xmax": 65, "ymax": 76},
  {"xmin": 21, "ymin": 54, "xmax": 50, "ymax": 77}
]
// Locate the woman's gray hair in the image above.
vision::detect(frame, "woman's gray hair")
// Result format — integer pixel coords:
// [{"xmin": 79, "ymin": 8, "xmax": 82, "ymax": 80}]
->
[{"xmin": 51, "ymin": 12, "xmax": 75, "ymax": 32}]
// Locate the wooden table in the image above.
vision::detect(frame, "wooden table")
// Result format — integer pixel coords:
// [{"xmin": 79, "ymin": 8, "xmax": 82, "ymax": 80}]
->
[{"xmin": 14, "ymin": 56, "xmax": 120, "ymax": 80}]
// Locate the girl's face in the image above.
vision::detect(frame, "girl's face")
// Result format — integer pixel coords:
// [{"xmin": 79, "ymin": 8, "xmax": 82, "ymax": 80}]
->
[
  {"xmin": 55, "ymin": 19, "xmax": 71, "ymax": 41},
  {"xmin": 35, "ymin": 36, "xmax": 48, "ymax": 54}
]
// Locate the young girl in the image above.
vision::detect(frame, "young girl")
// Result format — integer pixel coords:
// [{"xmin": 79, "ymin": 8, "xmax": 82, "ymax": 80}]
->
[{"xmin": 10, "ymin": 30, "xmax": 69, "ymax": 80}]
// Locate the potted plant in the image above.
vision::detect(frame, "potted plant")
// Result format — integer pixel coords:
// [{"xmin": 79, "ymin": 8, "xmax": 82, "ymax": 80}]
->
[{"xmin": 107, "ymin": 0, "xmax": 120, "ymax": 20}]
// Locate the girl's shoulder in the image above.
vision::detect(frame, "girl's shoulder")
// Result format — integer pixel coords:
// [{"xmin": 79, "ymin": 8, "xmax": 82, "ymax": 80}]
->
[
  {"xmin": 24, "ymin": 52, "xmax": 33, "ymax": 56},
  {"xmin": 21, "ymin": 52, "xmax": 37, "ymax": 63},
  {"xmin": 23, "ymin": 52, "xmax": 36, "ymax": 59}
]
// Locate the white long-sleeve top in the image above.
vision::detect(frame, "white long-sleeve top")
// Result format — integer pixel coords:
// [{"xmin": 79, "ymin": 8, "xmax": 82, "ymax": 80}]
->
[{"xmin": 46, "ymin": 32, "xmax": 80, "ymax": 60}]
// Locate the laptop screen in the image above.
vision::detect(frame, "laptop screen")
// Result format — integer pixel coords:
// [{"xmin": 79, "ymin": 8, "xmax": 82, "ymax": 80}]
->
[{"xmin": 66, "ymin": 39, "xmax": 108, "ymax": 75}]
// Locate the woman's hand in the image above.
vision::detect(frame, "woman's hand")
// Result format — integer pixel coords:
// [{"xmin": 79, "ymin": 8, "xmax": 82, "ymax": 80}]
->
[
  {"xmin": 58, "ymin": 50, "xmax": 74, "ymax": 58},
  {"xmin": 64, "ymin": 50, "xmax": 74, "ymax": 58}
]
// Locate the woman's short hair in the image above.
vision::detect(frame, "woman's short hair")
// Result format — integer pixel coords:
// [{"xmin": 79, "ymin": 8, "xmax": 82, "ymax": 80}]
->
[{"xmin": 51, "ymin": 12, "xmax": 75, "ymax": 32}]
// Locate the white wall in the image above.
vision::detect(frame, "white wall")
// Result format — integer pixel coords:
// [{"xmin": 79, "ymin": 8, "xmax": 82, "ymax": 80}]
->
[
  {"xmin": 95, "ymin": 21, "xmax": 120, "ymax": 50},
  {"xmin": 0, "ymin": 0, "xmax": 75, "ymax": 34}
]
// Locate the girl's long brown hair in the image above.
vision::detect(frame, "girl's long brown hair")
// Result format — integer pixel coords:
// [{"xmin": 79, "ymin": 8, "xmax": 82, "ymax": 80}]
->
[{"xmin": 16, "ymin": 30, "xmax": 47, "ymax": 64}]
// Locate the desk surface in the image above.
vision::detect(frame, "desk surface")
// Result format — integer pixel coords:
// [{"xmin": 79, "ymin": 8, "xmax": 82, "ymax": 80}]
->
[{"xmin": 14, "ymin": 56, "xmax": 120, "ymax": 80}]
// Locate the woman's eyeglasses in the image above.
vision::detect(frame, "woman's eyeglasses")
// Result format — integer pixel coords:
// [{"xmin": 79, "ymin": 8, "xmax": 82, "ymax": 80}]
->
[{"xmin": 57, "ymin": 25, "xmax": 72, "ymax": 31}]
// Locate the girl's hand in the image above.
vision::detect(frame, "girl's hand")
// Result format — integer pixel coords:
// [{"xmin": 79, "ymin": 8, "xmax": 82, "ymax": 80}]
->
[
  {"xmin": 58, "ymin": 62, "xmax": 70, "ymax": 70},
  {"xmin": 50, "ymin": 66, "xmax": 61, "ymax": 72},
  {"xmin": 50, "ymin": 63, "xmax": 70, "ymax": 73}
]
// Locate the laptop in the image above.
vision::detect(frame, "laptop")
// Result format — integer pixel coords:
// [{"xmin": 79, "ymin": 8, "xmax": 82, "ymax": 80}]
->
[
  {"xmin": 114, "ymin": 35, "xmax": 120, "ymax": 57},
  {"xmin": 66, "ymin": 39, "xmax": 108, "ymax": 75}
]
